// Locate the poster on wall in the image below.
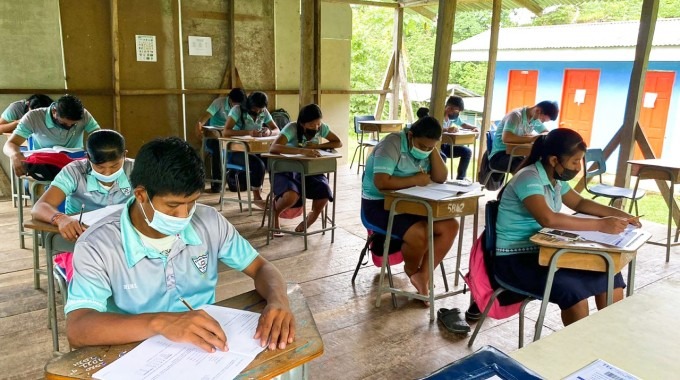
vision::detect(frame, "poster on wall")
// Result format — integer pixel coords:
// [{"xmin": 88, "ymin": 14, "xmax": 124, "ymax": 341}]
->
[
  {"xmin": 135, "ymin": 35, "xmax": 157, "ymax": 62},
  {"xmin": 643, "ymin": 92, "xmax": 657, "ymax": 108},
  {"xmin": 188, "ymin": 36, "xmax": 212, "ymax": 56},
  {"xmin": 574, "ymin": 89, "xmax": 586, "ymax": 104}
]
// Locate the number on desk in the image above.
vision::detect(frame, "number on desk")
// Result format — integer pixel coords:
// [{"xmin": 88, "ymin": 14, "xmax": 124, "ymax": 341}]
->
[{"xmin": 447, "ymin": 202, "xmax": 465, "ymax": 215}]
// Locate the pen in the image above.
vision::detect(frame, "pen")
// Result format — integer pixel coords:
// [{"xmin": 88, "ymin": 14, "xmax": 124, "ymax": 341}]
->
[
  {"xmin": 179, "ymin": 296, "xmax": 195, "ymax": 311},
  {"xmin": 78, "ymin": 203, "xmax": 85, "ymax": 225},
  {"xmin": 419, "ymin": 166, "xmax": 425, "ymax": 174}
]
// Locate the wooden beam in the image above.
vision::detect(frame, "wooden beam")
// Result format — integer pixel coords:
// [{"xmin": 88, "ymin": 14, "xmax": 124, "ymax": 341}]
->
[
  {"xmin": 390, "ymin": 7, "xmax": 404, "ymax": 119},
  {"xmin": 220, "ymin": 0, "xmax": 236, "ymax": 89},
  {"xmin": 314, "ymin": 0, "xmax": 321, "ymax": 105},
  {"xmin": 374, "ymin": 52, "xmax": 395, "ymax": 119},
  {"xmin": 429, "ymin": 0, "xmax": 457, "ymax": 125},
  {"xmin": 614, "ymin": 0, "xmax": 658, "ymax": 189},
  {"xmin": 300, "ymin": 0, "xmax": 316, "ymax": 106},
  {"xmin": 322, "ymin": 0, "xmax": 398, "ymax": 8},
  {"xmin": 406, "ymin": 6, "xmax": 436, "ymax": 22},
  {"xmin": 110, "ymin": 0, "xmax": 121, "ymax": 132},
  {"xmin": 476, "ymin": 0, "xmax": 502, "ymax": 178},
  {"xmin": 513, "ymin": 0, "xmax": 543, "ymax": 15},
  {"xmin": 172, "ymin": 0, "xmax": 185, "ymax": 139},
  {"xmin": 398, "ymin": 51, "xmax": 414, "ymax": 122}
]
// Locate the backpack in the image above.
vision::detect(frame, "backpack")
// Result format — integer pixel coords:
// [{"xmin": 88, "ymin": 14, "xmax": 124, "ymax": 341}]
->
[
  {"xmin": 24, "ymin": 152, "xmax": 79, "ymax": 181},
  {"xmin": 479, "ymin": 151, "xmax": 505, "ymax": 191},
  {"xmin": 270, "ymin": 108, "xmax": 291, "ymax": 128},
  {"xmin": 225, "ymin": 169, "xmax": 248, "ymax": 192}
]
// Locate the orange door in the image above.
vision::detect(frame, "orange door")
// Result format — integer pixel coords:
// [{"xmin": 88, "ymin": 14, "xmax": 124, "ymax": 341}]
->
[
  {"xmin": 558, "ymin": 69, "xmax": 600, "ymax": 145},
  {"xmin": 636, "ymin": 71, "xmax": 675, "ymax": 159},
  {"xmin": 506, "ymin": 70, "xmax": 538, "ymax": 113}
]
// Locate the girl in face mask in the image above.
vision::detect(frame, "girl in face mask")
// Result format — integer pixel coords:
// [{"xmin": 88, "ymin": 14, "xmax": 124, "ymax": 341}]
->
[
  {"xmin": 360, "ymin": 116, "xmax": 459, "ymax": 305},
  {"xmin": 491, "ymin": 128, "xmax": 642, "ymax": 327},
  {"xmin": 269, "ymin": 104, "xmax": 342, "ymax": 235},
  {"xmin": 33, "ymin": 129, "xmax": 133, "ymax": 243}
]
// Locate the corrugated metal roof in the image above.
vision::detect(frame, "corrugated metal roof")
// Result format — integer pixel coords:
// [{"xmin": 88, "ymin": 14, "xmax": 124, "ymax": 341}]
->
[{"xmin": 451, "ymin": 18, "xmax": 680, "ymax": 51}]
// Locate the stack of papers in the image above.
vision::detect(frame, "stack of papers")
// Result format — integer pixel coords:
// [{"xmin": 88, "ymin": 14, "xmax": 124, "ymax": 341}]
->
[
  {"xmin": 80, "ymin": 204, "xmax": 125, "ymax": 227},
  {"xmin": 22, "ymin": 146, "xmax": 84, "ymax": 157},
  {"xmin": 92, "ymin": 305, "xmax": 265, "ymax": 380},
  {"xmin": 280, "ymin": 150, "xmax": 339, "ymax": 158},
  {"xmin": 564, "ymin": 359, "xmax": 639, "ymax": 380},
  {"xmin": 542, "ymin": 214, "xmax": 647, "ymax": 248},
  {"xmin": 394, "ymin": 182, "xmax": 482, "ymax": 201}
]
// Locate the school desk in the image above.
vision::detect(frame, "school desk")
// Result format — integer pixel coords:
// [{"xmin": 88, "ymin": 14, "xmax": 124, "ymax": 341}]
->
[
  {"xmin": 529, "ymin": 230, "xmax": 651, "ymax": 341},
  {"xmin": 355, "ymin": 120, "xmax": 405, "ymax": 174},
  {"xmin": 441, "ymin": 131, "xmax": 479, "ymax": 180},
  {"xmin": 44, "ymin": 283, "xmax": 324, "ymax": 380}
]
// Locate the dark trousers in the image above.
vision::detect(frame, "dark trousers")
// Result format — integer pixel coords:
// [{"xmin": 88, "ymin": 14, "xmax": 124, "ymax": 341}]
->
[
  {"xmin": 205, "ymin": 139, "xmax": 221, "ymax": 190},
  {"xmin": 489, "ymin": 152, "xmax": 524, "ymax": 174},
  {"xmin": 228, "ymin": 152, "xmax": 266, "ymax": 188},
  {"xmin": 441, "ymin": 144, "xmax": 472, "ymax": 180}
]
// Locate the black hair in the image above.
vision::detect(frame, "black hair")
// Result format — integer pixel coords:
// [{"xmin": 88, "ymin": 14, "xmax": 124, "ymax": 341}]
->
[
  {"xmin": 26, "ymin": 94, "xmax": 53, "ymax": 110},
  {"xmin": 228, "ymin": 88, "xmax": 246, "ymax": 105},
  {"xmin": 296, "ymin": 103, "xmax": 322, "ymax": 142},
  {"xmin": 535, "ymin": 100, "xmax": 559, "ymax": 121},
  {"xmin": 55, "ymin": 94, "xmax": 84, "ymax": 120},
  {"xmin": 446, "ymin": 95, "xmax": 465, "ymax": 110},
  {"xmin": 518, "ymin": 128, "xmax": 586, "ymax": 171},
  {"xmin": 416, "ymin": 107, "xmax": 430, "ymax": 119},
  {"xmin": 130, "ymin": 137, "xmax": 205, "ymax": 199},
  {"xmin": 409, "ymin": 116, "xmax": 442, "ymax": 140},
  {"xmin": 239, "ymin": 91, "xmax": 268, "ymax": 127},
  {"xmin": 86, "ymin": 129, "xmax": 126, "ymax": 165}
]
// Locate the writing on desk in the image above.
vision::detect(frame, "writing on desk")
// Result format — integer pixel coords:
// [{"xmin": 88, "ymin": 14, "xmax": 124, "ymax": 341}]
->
[
  {"xmin": 447, "ymin": 202, "xmax": 465, "ymax": 214},
  {"xmin": 73, "ymin": 355, "xmax": 105, "ymax": 372}
]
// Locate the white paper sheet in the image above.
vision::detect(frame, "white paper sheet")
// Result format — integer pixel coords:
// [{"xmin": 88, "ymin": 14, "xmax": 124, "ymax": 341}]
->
[
  {"xmin": 564, "ymin": 359, "xmax": 639, "ymax": 380},
  {"xmin": 553, "ymin": 214, "xmax": 647, "ymax": 248},
  {"xmin": 280, "ymin": 150, "xmax": 339, "ymax": 158},
  {"xmin": 22, "ymin": 146, "xmax": 84, "ymax": 157},
  {"xmin": 188, "ymin": 36, "xmax": 212, "ymax": 56},
  {"xmin": 574, "ymin": 89, "xmax": 587, "ymax": 104},
  {"xmin": 643, "ymin": 92, "xmax": 657, "ymax": 108},
  {"xmin": 79, "ymin": 204, "xmax": 125, "ymax": 227},
  {"xmin": 92, "ymin": 305, "xmax": 265, "ymax": 380}
]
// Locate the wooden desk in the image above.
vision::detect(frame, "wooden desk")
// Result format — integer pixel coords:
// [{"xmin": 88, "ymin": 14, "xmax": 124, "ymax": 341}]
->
[
  {"xmin": 629, "ymin": 159, "xmax": 680, "ymax": 262},
  {"xmin": 218, "ymin": 137, "xmax": 276, "ymax": 215},
  {"xmin": 262, "ymin": 153, "xmax": 340, "ymax": 250},
  {"xmin": 511, "ymin": 279, "xmax": 680, "ymax": 379},
  {"xmin": 24, "ymin": 219, "xmax": 75, "ymax": 353},
  {"xmin": 529, "ymin": 231, "xmax": 651, "ymax": 341},
  {"xmin": 358, "ymin": 119, "xmax": 404, "ymax": 135},
  {"xmin": 379, "ymin": 191, "xmax": 483, "ymax": 321},
  {"xmin": 441, "ymin": 132, "xmax": 479, "ymax": 180},
  {"xmin": 44, "ymin": 283, "xmax": 324, "ymax": 380}
]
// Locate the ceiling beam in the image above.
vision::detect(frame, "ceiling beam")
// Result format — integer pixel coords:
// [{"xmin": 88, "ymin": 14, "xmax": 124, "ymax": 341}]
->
[
  {"xmin": 322, "ymin": 0, "xmax": 399, "ymax": 8},
  {"xmin": 406, "ymin": 6, "xmax": 436, "ymax": 21},
  {"xmin": 513, "ymin": 0, "xmax": 543, "ymax": 15}
]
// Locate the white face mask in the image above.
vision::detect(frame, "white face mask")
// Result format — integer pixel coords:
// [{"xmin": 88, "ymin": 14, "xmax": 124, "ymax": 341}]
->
[
  {"xmin": 91, "ymin": 165, "xmax": 124, "ymax": 183},
  {"xmin": 139, "ymin": 193, "xmax": 196, "ymax": 236}
]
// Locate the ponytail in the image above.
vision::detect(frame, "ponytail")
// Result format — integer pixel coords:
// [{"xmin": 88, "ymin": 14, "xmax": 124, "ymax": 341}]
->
[{"xmin": 517, "ymin": 135, "xmax": 546, "ymax": 171}]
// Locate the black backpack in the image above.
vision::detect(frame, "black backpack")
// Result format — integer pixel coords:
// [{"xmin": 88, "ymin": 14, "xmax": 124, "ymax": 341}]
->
[{"xmin": 270, "ymin": 108, "xmax": 291, "ymax": 128}]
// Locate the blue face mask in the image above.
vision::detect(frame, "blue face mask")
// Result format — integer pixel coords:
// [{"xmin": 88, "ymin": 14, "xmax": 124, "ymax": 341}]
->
[
  {"xmin": 91, "ymin": 165, "xmax": 124, "ymax": 183},
  {"xmin": 410, "ymin": 145, "xmax": 431, "ymax": 160},
  {"xmin": 139, "ymin": 194, "xmax": 196, "ymax": 236}
]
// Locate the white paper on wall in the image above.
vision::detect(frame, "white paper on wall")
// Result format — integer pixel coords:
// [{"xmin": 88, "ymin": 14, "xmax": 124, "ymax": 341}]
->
[
  {"xmin": 574, "ymin": 89, "xmax": 586, "ymax": 104},
  {"xmin": 643, "ymin": 92, "xmax": 657, "ymax": 108},
  {"xmin": 135, "ymin": 35, "xmax": 157, "ymax": 62},
  {"xmin": 188, "ymin": 36, "xmax": 212, "ymax": 56}
]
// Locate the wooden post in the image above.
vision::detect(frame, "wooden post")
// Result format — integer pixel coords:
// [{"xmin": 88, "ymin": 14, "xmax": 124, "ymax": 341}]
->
[
  {"xmin": 110, "ymin": 0, "xmax": 121, "ymax": 131},
  {"xmin": 300, "ymin": 0, "xmax": 316, "ymax": 106},
  {"xmin": 390, "ymin": 7, "xmax": 403, "ymax": 120},
  {"xmin": 314, "ymin": 0, "xmax": 321, "ymax": 105},
  {"xmin": 399, "ymin": 51, "xmax": 414, "ymax": 122},
  {"xmin": 476, "ymin": 0, "xmax": 502, "ymax": 174},
  {"xmin": 429, "ymin": 0, "xmax": 456, "ymax": 125},
  {"xmin": 374, "ymin": 52, "xmax": 395, "ymax": 119},
  {"xmin": 614, "ymin": 0, "xmax": 658, "ymax": 188},
  {"xmin": 221, "ymin": 0, "xmax": 236, "ymax": 89}
]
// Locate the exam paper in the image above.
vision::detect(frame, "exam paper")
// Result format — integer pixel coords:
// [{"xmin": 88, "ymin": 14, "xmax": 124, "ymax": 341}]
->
[
  {"xmin": 564, "ymin": 359, "xmax": 639, "ymax": 380},
  {"xmin": 80, "ymin": 204, "xmax": 125, "ymax": 227},
  {"xmin": 566, "ymin": 214, "xmax": 645, "ymax": 248},
  {"xmin": 92, "ymin": 305, "xmax": 265, "ymax": 380},
  {"xmin": 395, "ymin": 182, "xmax": 481, "ymax": 201}
]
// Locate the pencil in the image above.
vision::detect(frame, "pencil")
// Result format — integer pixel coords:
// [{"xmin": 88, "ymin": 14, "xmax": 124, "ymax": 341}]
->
[
  {"xmin": 179, "ymin": 296, "xmax": 195, "ymax": 311},
  {"xmin": 77, "ymin": 203, "xmax": 85, "ymax": 225}
]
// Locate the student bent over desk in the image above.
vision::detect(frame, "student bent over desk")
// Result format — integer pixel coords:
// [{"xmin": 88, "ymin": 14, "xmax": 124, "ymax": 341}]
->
[
  {"xmin": 360, "ymin": 116, "xmax": 459, "ymax": 305},
  {"xmin": 269, "ymin": 104, "xmax": 342, "ymax": 235}
]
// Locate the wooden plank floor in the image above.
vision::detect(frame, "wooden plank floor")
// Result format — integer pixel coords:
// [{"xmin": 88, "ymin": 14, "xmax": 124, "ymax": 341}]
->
[{"xmin": 1, "ymin": 164, "xmax": 679, "ymax": 379}]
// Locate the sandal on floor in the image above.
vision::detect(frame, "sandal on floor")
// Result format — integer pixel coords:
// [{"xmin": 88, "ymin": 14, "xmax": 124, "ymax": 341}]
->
[
  {"xmin": 273, "ymin": 231, "xmax": 285, "ymax": 238},
  {"xmin": 465, "ymin": 301, "xmax": 482, "ymax": 322},
  {"xmin": 437, "ymin": 308, "xmax": 470, "ymax": 334}
]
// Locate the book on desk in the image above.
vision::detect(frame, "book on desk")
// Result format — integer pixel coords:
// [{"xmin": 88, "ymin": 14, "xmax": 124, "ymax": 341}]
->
[{"xmin": 394, "ymin": 182, "xmax": 483, "ymax": 201}]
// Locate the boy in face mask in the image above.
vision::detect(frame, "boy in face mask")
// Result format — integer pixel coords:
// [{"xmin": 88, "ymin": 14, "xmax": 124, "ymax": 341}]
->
[
  {"xmin": 440, "ymin": 96, "xmax": 479, "ymax": 180},
  {"xmin": 65, "ymin": 137, "xmax": 295, "ymax": 354}
]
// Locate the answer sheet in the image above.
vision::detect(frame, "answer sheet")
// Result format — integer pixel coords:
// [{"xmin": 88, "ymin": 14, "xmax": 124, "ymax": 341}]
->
[
  {"xmin": 80, "ymin": 204, "xmax": 125, "ymax": 227},
  {"xmin": 92, "ymin": 305, "xmax": 265, "ymax": 380}
]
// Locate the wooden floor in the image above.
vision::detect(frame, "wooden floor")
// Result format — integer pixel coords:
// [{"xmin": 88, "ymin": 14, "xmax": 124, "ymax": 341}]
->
[{"xmin": 1, "ymin": 165, "xmax": 679, "ymax": 379}]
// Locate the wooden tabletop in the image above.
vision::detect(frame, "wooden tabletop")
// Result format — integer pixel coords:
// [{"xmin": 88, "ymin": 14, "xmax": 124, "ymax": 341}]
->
[
  {"xmin": 628, "ymin": 159, "xmax": 680, "ymax": 182},
  {"xmin": 441, "ymin": 132, "xmax": 477, "ymax": 146},
  {"xmin": 358, "ymin": 119, "xmax": 404, "ymax": 133},
  {"xmin": 219, "ymin": 136, "xmax": 276, "ymax": 154},
  {"xmin": 261, "ymin": 152, "xmax": 341, "ymax": 161},
  {"xmin": 44, "ymin": 283, "xmax": 323, "ymax": 380},
  {"xmin": 383, "ymin": 191, "xmax": 483, "ymax": 219},
  {"xmin": 505, "ymin": 143, "xmax": 533, "ymax": 156},
  {"xmin": 24, "ymin": 218, "xmax": 60, "ymax": 234}
]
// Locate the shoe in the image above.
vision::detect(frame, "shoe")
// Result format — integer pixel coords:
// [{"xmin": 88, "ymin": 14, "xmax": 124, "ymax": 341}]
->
[
  {"xmin": 465, "ymin": 302, "xmax": 482, "ymax": 322},
  {"xmin": 437, "ymin": 308, "xmax": 470, "ymax": 334}
]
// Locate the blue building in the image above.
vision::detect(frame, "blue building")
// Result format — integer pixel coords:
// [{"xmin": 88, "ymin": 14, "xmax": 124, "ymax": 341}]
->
[{"xmin": 451, "ymin": 19, "xmax": 680, "ymax": 164}]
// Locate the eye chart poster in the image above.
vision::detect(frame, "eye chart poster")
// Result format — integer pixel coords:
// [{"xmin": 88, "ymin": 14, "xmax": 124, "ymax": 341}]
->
[{"xmin": 135, "ymin": 35, "xmax": 157, "ymax": 62}]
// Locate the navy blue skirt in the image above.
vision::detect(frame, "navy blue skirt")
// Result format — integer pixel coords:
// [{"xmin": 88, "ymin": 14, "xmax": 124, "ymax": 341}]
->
[
  {"xmin": 360, "ymin": 198, "xmax": 426, "ymax": 239},
  {"xmin": 273, "ymin": 173, "xmax": 333, "ymax": 208},
  {"xmin": 494, "ymin": 250, "xmax": 626, "ymax": 310}
]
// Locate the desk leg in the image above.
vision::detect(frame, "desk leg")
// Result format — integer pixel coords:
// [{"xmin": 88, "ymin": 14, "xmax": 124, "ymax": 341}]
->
[
  {"xmin": 17, "ymin": 174, "xmax": 25, "ymax": 249},
  {"xmin": 534, "ymin": 249, "xmax": 567, "ymax": 341},
  {"xmin": 427, "ymin": 212, "xmax": 435, "ymax": 321},
  {"xmin": 472, "ymin": 139, "xmax": 477, "ymax": 182},
  {"xmin": 627, "ymin": 256, "xmax": 636, "ymax": 297},
  {"xmin": 666, "ymin": 180, "xmax": 674, "ymax": 262},
  {"xmin": 33, "ymin": 229, "xmax": 40, "ymax": 289},
  {"xmin": 219, "ymin": 147, "xmax": 227, "ymax": 212},
  {"xmin": 45, "ymin": 233, "xmax": 60, "ymax": 353},
  {"xmin": 331, "ymin": 170, "xmax": 337, "ymax": 243},
  {"xmin": 244, "ymin": 153, "xmax": 253, "ymax": 216},
  {"xmin": 454, "ymin": 216, "xmax": 465, "ymax": 287},
  {"xmin": 301, "ymin": 172, "xmax": 308, "ymax": 251},
  {"xmin": 449, "ymin": 145, "xmax": 454, "ymax": 180},
  {"xmin": 376, "ymin": 204, "xmax": 398, "ymax": 309}
]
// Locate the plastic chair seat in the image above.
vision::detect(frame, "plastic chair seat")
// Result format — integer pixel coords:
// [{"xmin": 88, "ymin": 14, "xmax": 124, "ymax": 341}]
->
[{"xmin": 588, "ymin": 183, "xmax": 646, "ymax": 201}]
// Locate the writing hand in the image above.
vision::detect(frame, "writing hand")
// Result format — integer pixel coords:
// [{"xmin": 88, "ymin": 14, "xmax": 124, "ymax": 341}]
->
[
  {"xmin": 254, "ymin": 303, "xmax": 295, "ymax": 350},
  {"xmin": 303, "ymin": 149, "xmax": 322, "ymax": 158},
  {"xmin": 627, "ymin": 215, "xmax": 643, "ymax": 228},
  {"xmin": 599, "ymin": 216, "xmax": 628, "ymax": 234},
  {"xmin": 414, "ymin": 172, "xmax": 431, "ymax": 186},
  {"xmin": 57, "ymin": 216, "xmax": 87, "ymax": 242},
  {"xmin": 158, "ymin": 310, "xmax": 228, "ymax": 353},
  {"xmin": 11, "ymin": 154, "xmax": 26, "ymax": 177}
]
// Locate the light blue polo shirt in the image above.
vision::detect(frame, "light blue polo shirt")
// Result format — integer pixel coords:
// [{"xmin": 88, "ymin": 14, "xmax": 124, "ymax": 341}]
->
[
  {"xmin": 206, "ymin": 97, "xmax": 230, "ymax": 127},
  {"xmin": 490, "ymin": 107, "xmax": 547, "ymax": 158},
  {"xmin": 361, "ymin": 131, "xmax": 431, "ymax": 200},
  {"xmin": 14, "ymin": 104, "xmax": 100, "ymax": 149},
  {"xmin": 50, "ymin": 158, "xmax": 134, "ymax": 214},
  {"xmin": 443, "ymin": 116, "xmax": 463, "ymax": 130},
  {"xmin": 227, "ymin": 105, "xmax": 273, "ymax": 131},
  {"xmin": 496, "ymin": 161, "xmax": 571, "ymax": 255},
  {"xmin": 280, "ymin": 122, "xmax": 330, "ymax": 147},
  {"xmin": 1, "ymin": 100, "xmax": 27, "ymax": 122},
  {"xmin": 65, "ymin": 199, "xmax": 259, "ymax": 315}
]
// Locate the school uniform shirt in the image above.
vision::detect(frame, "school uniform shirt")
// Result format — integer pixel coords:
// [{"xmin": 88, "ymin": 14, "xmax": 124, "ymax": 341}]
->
[
  {"xmin": 1, "ymin": 99, "xmax": 27, "ymax": 122},
  {"xmin": 50, "ymin": 158, "xmax": 134, "ymax": 214},
  {"xmin": 280, "ymin": 122, "xmax": 331, "ymax": 147},
  {"xmin": 14, "ymin": 104, "xmax": 100, "ymax": 149},
  {"xmin": 489, "ymin": 107, "xmax": 547, "ymax": 159},
  {"xmin": 495, "ymin": 161, "xmax": 571, "ymax": 255},
  {"xmin": 64, "ymin": 198, "xmax": 259, "ymax": 315},
  {"xmin": 227, "ymin": 105, "xmax": 273, "ymax": 131},
  {"xmin": 442, "ymin": 115, "xmax": 463, "ymax": 130},
  {"xmin": 206, "ymin": 96, "xmax": 230, "ymax": 127},
  {"xmin": 361, "ymin": 130, "xmax": 430, "ymax": 200}
]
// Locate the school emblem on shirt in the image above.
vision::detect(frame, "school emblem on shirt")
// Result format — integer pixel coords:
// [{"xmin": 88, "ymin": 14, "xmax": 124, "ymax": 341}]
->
[
  {"xmin": 192, "ymin": 254, "xmax": 208, "ymax": 274},
  {"xmin": 121, "ymin": 187, "xmax": 131, "ymax": 196}
]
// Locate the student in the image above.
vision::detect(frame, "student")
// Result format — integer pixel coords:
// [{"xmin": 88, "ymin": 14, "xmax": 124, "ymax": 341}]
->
[
  {"xmin": 269, "ymin": 104, "xmax": 342, "ymax": 235},
  {"xmin": 64, "ymin": 137, "xmax": 295, "ymax": 352},
  {"xmin": 416, "ymin": 107, "xmax": 429, "ymax": 119},
  {"xmin": 3, "ymin": 94, "xmax": 100, "ymax": 176},
  {"xmin": 440, "ymin": 96, "xmax": 478, "ymax": 180},
  {"xmin": 222, "ymin": 91, "xmax": 280, "ymax": 205},
  {"xmin": 360, "ymin": 117, "xmax": 459, "ymax": 304},
  {"xmin": 493, "ymin": 128, "xmax": 641, "ymax": 326},
  {"xmin": 489, "ymin": 100, "xmax": 557, "ymax": 174},
  {"xmin": 0, "ymin": 94, "xmax": 53, "ymax": 134},
  {"xmin": 32, "ymin": 129, "xmax": 133, "ymax": 242},
  {"xmin": 195, "ymin": 88, "xmax": 247, "ymax": 193}
]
